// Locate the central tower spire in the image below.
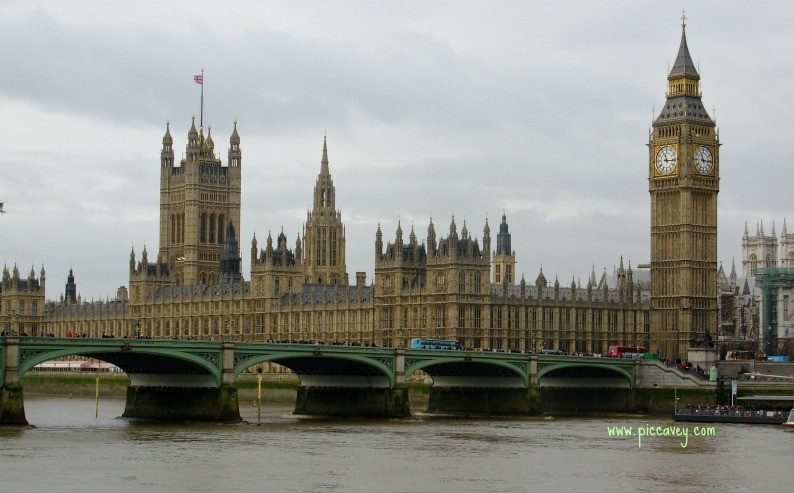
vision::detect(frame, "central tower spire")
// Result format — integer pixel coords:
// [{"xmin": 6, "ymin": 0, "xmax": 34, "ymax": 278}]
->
[{"xmin": 302, "ymin": 135, "xmax": 347, "ymax": 285}]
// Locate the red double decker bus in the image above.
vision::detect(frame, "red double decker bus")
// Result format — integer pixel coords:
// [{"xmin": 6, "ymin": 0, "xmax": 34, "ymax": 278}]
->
[{"xmin": 607, "ymin": 345, "xmax": 647, "ymax": 358}]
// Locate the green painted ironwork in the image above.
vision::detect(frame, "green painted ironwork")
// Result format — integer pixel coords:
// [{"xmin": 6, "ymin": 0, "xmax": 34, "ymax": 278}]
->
[
  {"xmin": 232, "ymin": 343, "xmax": 396, "ymax": 387},
  {"xmin": 15, "ymin": 338, "xmax": 224, "ymax": 384},
  {"xmin": 536, "ymin": 355, "xmax": 635, "ymax": 387},
  {"xmin": 3, "ymin": 338, "xmax": 643, "ymax": 391},
  {"xmin": 404, "ymin": 350, "xmax": 531, "ymax": 387}
]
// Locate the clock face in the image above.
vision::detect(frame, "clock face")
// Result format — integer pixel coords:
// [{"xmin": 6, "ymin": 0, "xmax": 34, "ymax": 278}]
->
[
  {"xmin": 655, "ymin": 146, "xmax": 677, "ymax": 175},
  {"xmin": 694, "ymin": 146, "xmax": 714, "ymax": 174}
]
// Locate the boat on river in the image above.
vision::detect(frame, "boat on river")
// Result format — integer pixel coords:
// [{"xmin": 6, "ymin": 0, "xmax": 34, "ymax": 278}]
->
[
  {"xmin": 673, "ymin": 407, "xmax": 788, "ymax": 425},
  {"xmin": 783, "ymin": 409, "xmax": 794, "ymax": 429}
]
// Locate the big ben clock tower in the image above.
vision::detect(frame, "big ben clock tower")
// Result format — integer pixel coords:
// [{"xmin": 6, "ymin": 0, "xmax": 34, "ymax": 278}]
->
[{"xmin": 649, "ymin": 15, "xmax": 719, "ymax": 358}]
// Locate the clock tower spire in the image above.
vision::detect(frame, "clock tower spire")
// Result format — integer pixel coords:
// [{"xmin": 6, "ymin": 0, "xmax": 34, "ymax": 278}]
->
[{"xmin": 649, "ymin": 15, "xmax": 720, "ymax": 357}]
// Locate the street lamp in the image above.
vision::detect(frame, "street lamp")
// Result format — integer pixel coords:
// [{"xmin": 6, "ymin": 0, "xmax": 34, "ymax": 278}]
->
[
  {"xmin": 131, "ymin": 320, "xmax": 141, "ymax": 339},
  {"xmin": 395, "ymin": 326, "xmax": 405, "ymax": 348},
  {"xmin": 224, "ymin": 318, "xmax": 234, "ymax": 341},
  {"xmin": 5, "ymin": 310, "xmax": 19, "ymax": 336}
]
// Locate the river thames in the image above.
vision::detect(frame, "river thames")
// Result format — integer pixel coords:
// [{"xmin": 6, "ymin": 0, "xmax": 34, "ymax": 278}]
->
[{"xmin": 1, "ymin": 396, "xmax": 792, "ymax": 493}]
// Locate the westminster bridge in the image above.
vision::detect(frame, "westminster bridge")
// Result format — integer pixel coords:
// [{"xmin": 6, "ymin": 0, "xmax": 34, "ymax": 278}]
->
[{"xmin": 0, "ymin": 336, "xmax": 710, "ymax": 425}]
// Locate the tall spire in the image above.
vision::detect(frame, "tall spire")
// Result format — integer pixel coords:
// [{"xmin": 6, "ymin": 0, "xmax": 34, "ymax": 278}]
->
[
  {"xmin": 655, "ymin": 13, "xmax": 712, "ymax": 127},
  {"xmin": 669, "ymin": 10, "xmax": 699, "ymax": 79},
  {"xmin": 321, "ymin": 134, "xmax": 330, "ymax": 175}
]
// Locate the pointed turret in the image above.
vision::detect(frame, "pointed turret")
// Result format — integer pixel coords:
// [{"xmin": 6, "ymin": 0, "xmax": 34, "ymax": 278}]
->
[
  {"xmin": 228, "ymin": 120, "xmax": 241, "ymax": 167},
  {"xmin": 187, "ymin": 116, "xmax": 199, "ymax": 148},
  {"xmin": 230, "ymin": 120, "xmax": 240, "ymax": 144},
  {"xmin": 375, "ymin": 223, "xmax": 383, "ymax": 258},
  {"xmin": 251, "ymin": 233, "xmax": 258, "ymax": 263},
  {"xmin": 207, "ymin": 126, "xmax": 214, "ymax": 143},
  {"xmin": 427, "ymin": 218, "xmax": 437, "ymax": 257},
  {"xmin": 668, "ymin": 15, "xmax": 699, "ymax": 79},
  {"xmin": 655, "ymin": 14, "xmax": 713, "ymax": 126},
  {"xmin": 321, "ymin": 135, "xmax": 329, "ymax": 175},
  {"xmin": 129, "ymin": 247, "xmax": 136, "ymax": 272},
  {"xmin": 65, "ymin": 268, "xmax": 77, "ymax": 303},
  {"xmin": 535, "ymin": 267, "xmax": 547, "ymax": 288},
  {"xmin": 266, "ymin": 231, "xmax": 274, "ymax": 257},
  {"xmin": 395, "ymin": 221, "xmax": 403, "ymax": 246},
  {"xmin": 496, "ymin": 213, "xmax": 511, "ymax": 255},
  {"xmin": 483, "ymin": 216, "xmax": 491, "ymax": 263}
]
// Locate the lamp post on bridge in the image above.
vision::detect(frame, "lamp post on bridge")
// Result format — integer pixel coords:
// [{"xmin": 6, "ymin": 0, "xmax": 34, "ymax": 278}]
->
[
  {"xmin": 131, "ymin": 320, "xmax": 141, "ymax": 339},
  {"xmin": 224, "ymin": 318, "xmax": 234, "ymax": 342},
  {"xmin": 394, "ymin": 326, "xmax": 405, "ymax": 348},
  {"xmin": 5, "ymin": 310, "xmax": 19, "ymax": 336}
]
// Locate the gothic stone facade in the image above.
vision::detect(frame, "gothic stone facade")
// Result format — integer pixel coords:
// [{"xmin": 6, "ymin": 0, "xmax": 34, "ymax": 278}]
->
[
  {"xmin": 14, "ymin": 126, "xmax": 651, "ymax": 354},
  {"xmin": 4, "ymin": 21, "xmax": 741, "ymax": 358}
]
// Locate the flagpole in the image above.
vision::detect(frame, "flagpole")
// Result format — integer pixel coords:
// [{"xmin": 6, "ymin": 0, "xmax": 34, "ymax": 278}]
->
[{"xmin": 200, "ymin": 68, "xmax": 204, "ymax": 128}]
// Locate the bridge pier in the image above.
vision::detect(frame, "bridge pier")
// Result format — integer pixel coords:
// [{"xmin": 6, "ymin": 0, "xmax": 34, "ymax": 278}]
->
[
  {"xmin": 0, "ymin": 383, "xmax": 27, "ymax": 425},
  {"xmin": 293, "ymin": 386, "xmax": 411, "ymax": 418},
  {"xmin": 122, "ymin": 384, "xmax": 241, "ymax": 422},
  {"xmin": 1, "ymin": 337, "xmax": 27, "ymax": 426},
  {"xmin": 427, "ymin": 387, "xmax": 542, "ymax": 415}
]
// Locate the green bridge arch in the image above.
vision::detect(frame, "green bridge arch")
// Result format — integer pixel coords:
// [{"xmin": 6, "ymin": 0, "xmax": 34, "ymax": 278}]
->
[
  {"xmin": 536, "ymin": 362, "xmax": 634, "ymax": 387},
  {"xmin": 232, "ymin": 345, "xmax": 396, "ymax": 387},
  {"xmin": 405, "ymin": 353, "xmax": 530, "ymax": 388},
  {"xmin": 15, "ymin": 340, "xmax": 224, "ymax": 386}
]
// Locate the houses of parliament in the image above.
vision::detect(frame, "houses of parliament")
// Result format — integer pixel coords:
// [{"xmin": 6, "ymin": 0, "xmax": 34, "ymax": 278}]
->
[{"xmin": 1, "ymin": 20, "xmax": 755, "ymax": 358}]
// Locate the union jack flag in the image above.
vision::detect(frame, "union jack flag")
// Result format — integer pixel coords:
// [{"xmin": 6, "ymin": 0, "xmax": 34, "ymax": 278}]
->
[{"xmin": 194, "ymin": 74, "xmax": 203, "ymax": 84}]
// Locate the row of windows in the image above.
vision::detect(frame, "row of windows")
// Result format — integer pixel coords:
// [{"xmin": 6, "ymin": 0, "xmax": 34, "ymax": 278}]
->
[
  {"xmin": 200, "ymin": 193, "xmax": 227, "ymax": 202},
  {"xmin": 1, "ymin": 300, "xmax": 38, "ymax": 316}
]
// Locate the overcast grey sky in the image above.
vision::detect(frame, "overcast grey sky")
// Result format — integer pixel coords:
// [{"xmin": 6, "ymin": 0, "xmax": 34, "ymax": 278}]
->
[{"xmin": 1, "ymin": 1, "xmax": 792, "ymax": 299}]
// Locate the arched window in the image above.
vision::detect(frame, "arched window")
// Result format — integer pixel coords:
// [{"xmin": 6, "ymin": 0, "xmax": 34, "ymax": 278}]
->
[
  {"xmin": 200, "ymin": 213, "xmax": 207, "ymax": 243},
  {"xmin": 209, "ymin": 214, "xmax": 216, "ymax": 244},
  {"xmin": 218, "ymin": 214, "xmax": 225, "ymax": 243}
]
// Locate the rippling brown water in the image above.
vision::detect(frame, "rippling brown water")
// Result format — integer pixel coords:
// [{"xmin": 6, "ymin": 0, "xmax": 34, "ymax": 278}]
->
[{"xmin": 1, "ymin": 396, "xmax": 792, "ymax": 493}]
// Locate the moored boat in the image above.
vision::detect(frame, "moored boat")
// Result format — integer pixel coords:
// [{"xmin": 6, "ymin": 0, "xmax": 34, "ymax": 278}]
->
[
  {"xmin": 673, "ymin": 407, "xmax": 788, "ymax": 425},
  {"xmin": 783, "ymin": 409, "xmax": 794, "ymax": 428}
]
